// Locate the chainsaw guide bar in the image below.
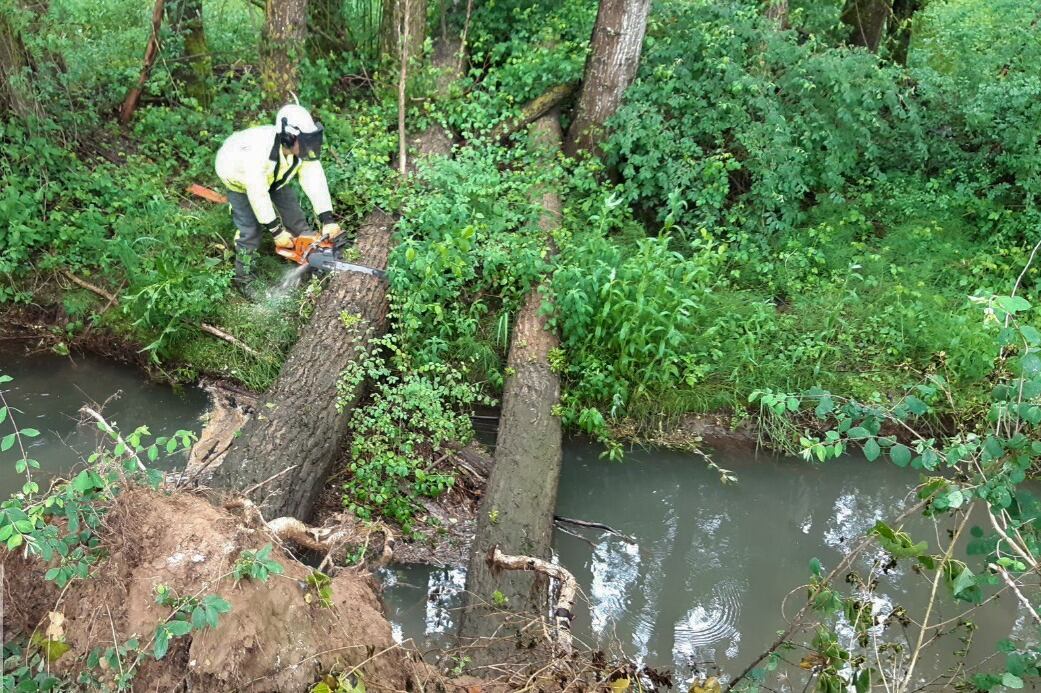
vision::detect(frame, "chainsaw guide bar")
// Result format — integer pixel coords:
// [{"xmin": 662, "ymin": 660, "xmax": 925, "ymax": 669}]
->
[{"xmin": 275, "ymin": 233, "xmax": 388, "ymax": 281}]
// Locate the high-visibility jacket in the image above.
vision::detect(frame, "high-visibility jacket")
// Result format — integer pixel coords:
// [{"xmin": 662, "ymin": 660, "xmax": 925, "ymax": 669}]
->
[{"xmin": 215, "ymin": 125, "xmax": 333, "ymax": 226}]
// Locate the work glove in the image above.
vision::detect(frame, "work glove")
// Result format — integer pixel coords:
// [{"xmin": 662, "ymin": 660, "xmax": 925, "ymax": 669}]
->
[
  {"xmin": 273, "ymin": 230, "xmax": 295, "ymax": 249},
  {"xmin": 321, "ymin": 222, "xmax": 343, "ymax": 239}
]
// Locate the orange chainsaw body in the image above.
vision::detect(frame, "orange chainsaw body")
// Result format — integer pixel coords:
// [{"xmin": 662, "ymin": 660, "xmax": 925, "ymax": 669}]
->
[{"xmin": 274, "ymin": 234, "xmax": 331, "ymax": 265}]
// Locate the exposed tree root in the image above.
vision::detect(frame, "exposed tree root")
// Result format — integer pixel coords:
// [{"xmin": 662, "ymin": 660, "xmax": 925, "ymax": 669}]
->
[
  {"xmin": 225, "ymin": 498, "xmax": 396, "ymax": 567},
  {"xmin": 486, "ymin": 546, "xmax": 578, "ymax": 656}
]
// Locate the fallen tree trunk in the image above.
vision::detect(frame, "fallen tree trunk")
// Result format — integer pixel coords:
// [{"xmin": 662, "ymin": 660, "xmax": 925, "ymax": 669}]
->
[
  {"xmin": 209, "ymin": 43, "xmax": 460, "ymax": 521},
  {"xmin": 487, "ymin": 82, "xmax": 577, "ymax": 143},
  {"xmin": 458, "ymin": 112, "xmax": 564, "ymax": 666},
  {"xmin": 209, "ymin": 209, "xmax": 396, "ymax": 519}
]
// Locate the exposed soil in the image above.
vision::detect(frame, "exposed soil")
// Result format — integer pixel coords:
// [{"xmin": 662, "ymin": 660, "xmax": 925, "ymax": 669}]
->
[{"xmin": 1, "ymin": 489, "xmax": 458, "ymax": 691}]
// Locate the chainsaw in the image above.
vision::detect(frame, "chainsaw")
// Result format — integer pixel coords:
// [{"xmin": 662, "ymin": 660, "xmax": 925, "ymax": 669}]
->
[{"xmin": 274, "ymin": 233, "xmax": 387, "ymax": 280}]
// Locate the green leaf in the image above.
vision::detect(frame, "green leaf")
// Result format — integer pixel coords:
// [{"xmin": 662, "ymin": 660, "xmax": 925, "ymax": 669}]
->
[
  {"xmin": 1002, "ymin": 673, "xmax": 1024, "ymax": 689},
  {"xmin": 947, "ymin": 489, "xmax": 965, "ymax": 508},
  {"xmin": 7, "ymin": 533, "xmax": 23, "ymax": 549},
  {"xmin": 166, "ymin": 620, "xmax": 192, "ymax": 637},
  {"xmin": 1, "ymin": 433, "xmax": 15, "ymax": 452},
  {"xmin": 809, "ymin": 557, "xmax": 822, "ymax": 577},
  {"xmin": 847, "ymin": 427, "xmax": 870, "ymax": 439},
  {"xmin": 1021, "ymin": 325, "xmax": 1041, "ymax": 345},
  {"xmin": 863, "ymin": 438, "xmax": 881, "ymax": 462},
  {"xmin": 0, "ymin": 375, "xmax": 12, "ymax": 384},
  {"xmin": 153, "ymin": 628, "xmax": 170, "ymax": 660},
  {"xmin": 19, "ymin": 428, "xmax": 39, "ymax": 438},
  {"xmin": 890, "ymin": 444, "xmax": 911, "ymax": 467},
  {"xmin": 0, "ymin": 407, "xmax": 7, "ymax": 424},
  {"xmin": 951, "ymin": 567, "xmax": 977, "ymax": 597},
  {"xmin": 996, "ymin": 296, "xmax": 1031, "ymax": 314}
]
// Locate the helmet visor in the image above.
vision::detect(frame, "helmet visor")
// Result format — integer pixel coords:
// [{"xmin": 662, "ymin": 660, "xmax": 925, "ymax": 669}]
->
[{"xmin": 297, "ymin": 124, "xmax": 324, "ymax": 161}]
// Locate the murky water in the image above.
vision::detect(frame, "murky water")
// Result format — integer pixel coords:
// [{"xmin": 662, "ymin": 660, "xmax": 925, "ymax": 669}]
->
[
  {"xmin": 383, "ymin": 439, "xmax": 1033, "ymax": 685},
  {"xmin": 0, "ymin": 350, "xmax": 208, "ymax": 496},
  {"xmin": 1, "ymin": 353, "xmax": 1033, "ymax": 686}
]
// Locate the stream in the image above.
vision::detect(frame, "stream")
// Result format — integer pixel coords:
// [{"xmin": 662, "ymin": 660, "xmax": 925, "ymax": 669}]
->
[{"xmin": 0, "ymin": 353, "xmax": 1033, "ymax": 686}]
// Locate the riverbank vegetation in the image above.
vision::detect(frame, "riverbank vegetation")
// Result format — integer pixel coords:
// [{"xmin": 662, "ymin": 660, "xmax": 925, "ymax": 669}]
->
[{"xmin": 4, "ymin": 0, "xmax": 1041, "ymax": 689}]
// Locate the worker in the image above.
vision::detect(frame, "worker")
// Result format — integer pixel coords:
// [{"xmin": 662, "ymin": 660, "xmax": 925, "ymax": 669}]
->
[{"xmin": 215, "ymin": 103, "xmax": 342, "ymax": 296}]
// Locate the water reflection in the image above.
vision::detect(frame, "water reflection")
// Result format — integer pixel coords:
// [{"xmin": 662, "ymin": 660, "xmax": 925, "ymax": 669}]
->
[{"xmin": 383, "ymin": 439, "xmax": 1028, "ymax": 684}]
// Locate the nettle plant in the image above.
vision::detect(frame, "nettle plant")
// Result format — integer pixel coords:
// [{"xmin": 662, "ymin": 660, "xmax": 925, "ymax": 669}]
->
[
  {"xmin": 336, "ymin": 334, "xmax": 491, "ymax": 532},
  {"xmin": 734, "ymin": 294, "xmax": 1041, "ymax": 692}
]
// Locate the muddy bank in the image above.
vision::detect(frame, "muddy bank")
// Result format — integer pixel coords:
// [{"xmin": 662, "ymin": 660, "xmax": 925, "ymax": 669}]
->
[{"xmin": 1, "ymin": 488, "xmax": 485, "ymax": 691}]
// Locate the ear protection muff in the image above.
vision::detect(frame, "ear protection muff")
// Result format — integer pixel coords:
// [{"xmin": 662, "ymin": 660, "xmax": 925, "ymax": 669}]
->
[{"xmin": 279, "ymin": 117, "xmax": 299, "ymax": 147}]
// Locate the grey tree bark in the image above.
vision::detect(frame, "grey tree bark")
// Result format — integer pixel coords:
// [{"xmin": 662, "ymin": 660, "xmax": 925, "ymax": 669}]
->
[
  {"xmin": 380, "ymin": 0, "xmax": 427, "ymax": 66},
  {"xmin": 0, "ymin": 7, "xmax": 33, "ymax": 119},
  {"xmin": 458, "ymin": 113, "xmax": 564, "ymax": 668},
  {"xmin": 166, "ymin": 0, "xmax": 213, "ymax": 107},
  {"xmin": 764, "ymin": 0, "xmax": 788, "ymax": 29},
  {"xmin": 842, "ymin": 0, "xmax": 889, "ymax": 52},
  {"xmin": 260, "ymin": 0, "xmax": 308, "ymax": 108},
  {"xmin": 563, "ymin": 0, "xmax": 651, "ymax": 160}
]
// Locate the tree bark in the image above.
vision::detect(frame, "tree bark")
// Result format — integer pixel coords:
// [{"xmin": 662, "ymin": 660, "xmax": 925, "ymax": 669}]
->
[
  {"xmin": 842, "ymin": 0, "xmax": 889, "ymax": 53},
  {"xmin": 0, "ymin": 7, "xmax": 33, "ymax": 119},
  {"xmin": 458, "ymin": 113, "xmax": 564, "ymax": 667},
  {"xmin": 563, "ymin": 0, "xmax": 651, "ymax": 160},
  {"xmin": 764, "ymin": 0, "xmax": 788, "ymax": 29},
  {"xmin": 166, "ymin": 0, "xmax": 213, "ymax": 107},
  {"xmin": 210, "ymin": 210, "xmax": 396, "ymax": 519},
  {"xmin": 260, "ymin": 0, "xmax": 308, "ymax": 108},
  {"xmin": 119, "ymin": 0, "xmax": 166, "ymax": 125},
  {"xmin": 380, "ymin": 0, "xmax": 426, "ymax": 66},
  {"xmin": 488, "ymin": 82, "xmax": 578, "ymax": 143},
  {"xmin": 210, "ymin": 41, "xmax": 460, "ymax": 521}
]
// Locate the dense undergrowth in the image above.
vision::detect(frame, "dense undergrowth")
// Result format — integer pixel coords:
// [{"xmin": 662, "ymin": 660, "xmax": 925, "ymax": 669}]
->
[{"xmin": 2, "ymin": 0, "xmax": 1041, "ymax": 507}]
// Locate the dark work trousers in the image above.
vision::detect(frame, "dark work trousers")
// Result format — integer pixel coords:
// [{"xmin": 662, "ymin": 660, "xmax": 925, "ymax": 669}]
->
[{"xmin": 227, "ymin": 185, "xmax": 312, "ymax": 282}]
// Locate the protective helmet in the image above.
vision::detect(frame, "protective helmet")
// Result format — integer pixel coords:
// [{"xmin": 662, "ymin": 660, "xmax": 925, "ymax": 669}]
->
[{"xmin": 275, "ymin": 104, "xmax": 324, "ymax": 161}]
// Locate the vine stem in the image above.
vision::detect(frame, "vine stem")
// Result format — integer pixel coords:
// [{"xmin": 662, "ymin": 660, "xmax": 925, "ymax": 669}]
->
[{"xmin": 897, "ymin": 511, "xmax": 970, "ymax": 693}]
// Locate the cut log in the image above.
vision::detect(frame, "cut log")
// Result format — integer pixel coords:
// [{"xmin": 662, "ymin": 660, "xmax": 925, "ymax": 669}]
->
[
  {"xmin": 458, "ymin": 113, "xmax": 564, "ymax": 666},
  {"xmin": 209, "ymin": 42, "xmax": 461, "ymax": 521}
]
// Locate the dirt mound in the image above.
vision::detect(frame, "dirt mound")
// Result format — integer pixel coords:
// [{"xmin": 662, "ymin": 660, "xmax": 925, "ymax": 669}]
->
[{"xmin": 2, "ymin": 489, "xmax": 440, "ymax": 691}]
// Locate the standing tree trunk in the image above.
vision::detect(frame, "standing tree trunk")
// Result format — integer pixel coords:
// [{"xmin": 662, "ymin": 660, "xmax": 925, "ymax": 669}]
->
[
  {"xmin": 842, "ymin": 0, "xmax": 889, "ymax": 52},
  {"xmin": 0, "ymin": 8, "xmax": 33, "ymax": 119},
  {"xmin": 458, "ymin": 113, "xmax": 564, "ymax": 669},
  {"xmin": 764, "ymin": 0, "xmax": 788, "ymax": 29},
  {"xmin": 563, "ymin": 0, "xmax": 651, "ymax": 160},
  {"xmin": 166, "ymin": 0, "xmax": 213, "ymax": 107},
  {"xmin": 119, "ymin": 0, "xmax": 166, "ymax": 125},
  {"xmin": 380, "ymin": 0, "xmax": 426, "ymax": 66},
  {"xmin": 260, "ymin": 0, "xmax": 308, "ymax": 108}
]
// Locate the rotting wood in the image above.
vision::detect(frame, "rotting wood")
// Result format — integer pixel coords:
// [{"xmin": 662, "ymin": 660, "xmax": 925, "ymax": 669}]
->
[
  {"xmin": 487, "ymin": 545, "xmax": 577, "ymax": 656},
  {"xmin": 119, "ymin": 0, "xmax": 166, "ymax": 125},
  {"xmin": 487, "ymin": 82, "xmax": 577, "ymax": 143},
  {"xmin": 458, "ymin": 112, "xmax": 564, "ymax": 666}
]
